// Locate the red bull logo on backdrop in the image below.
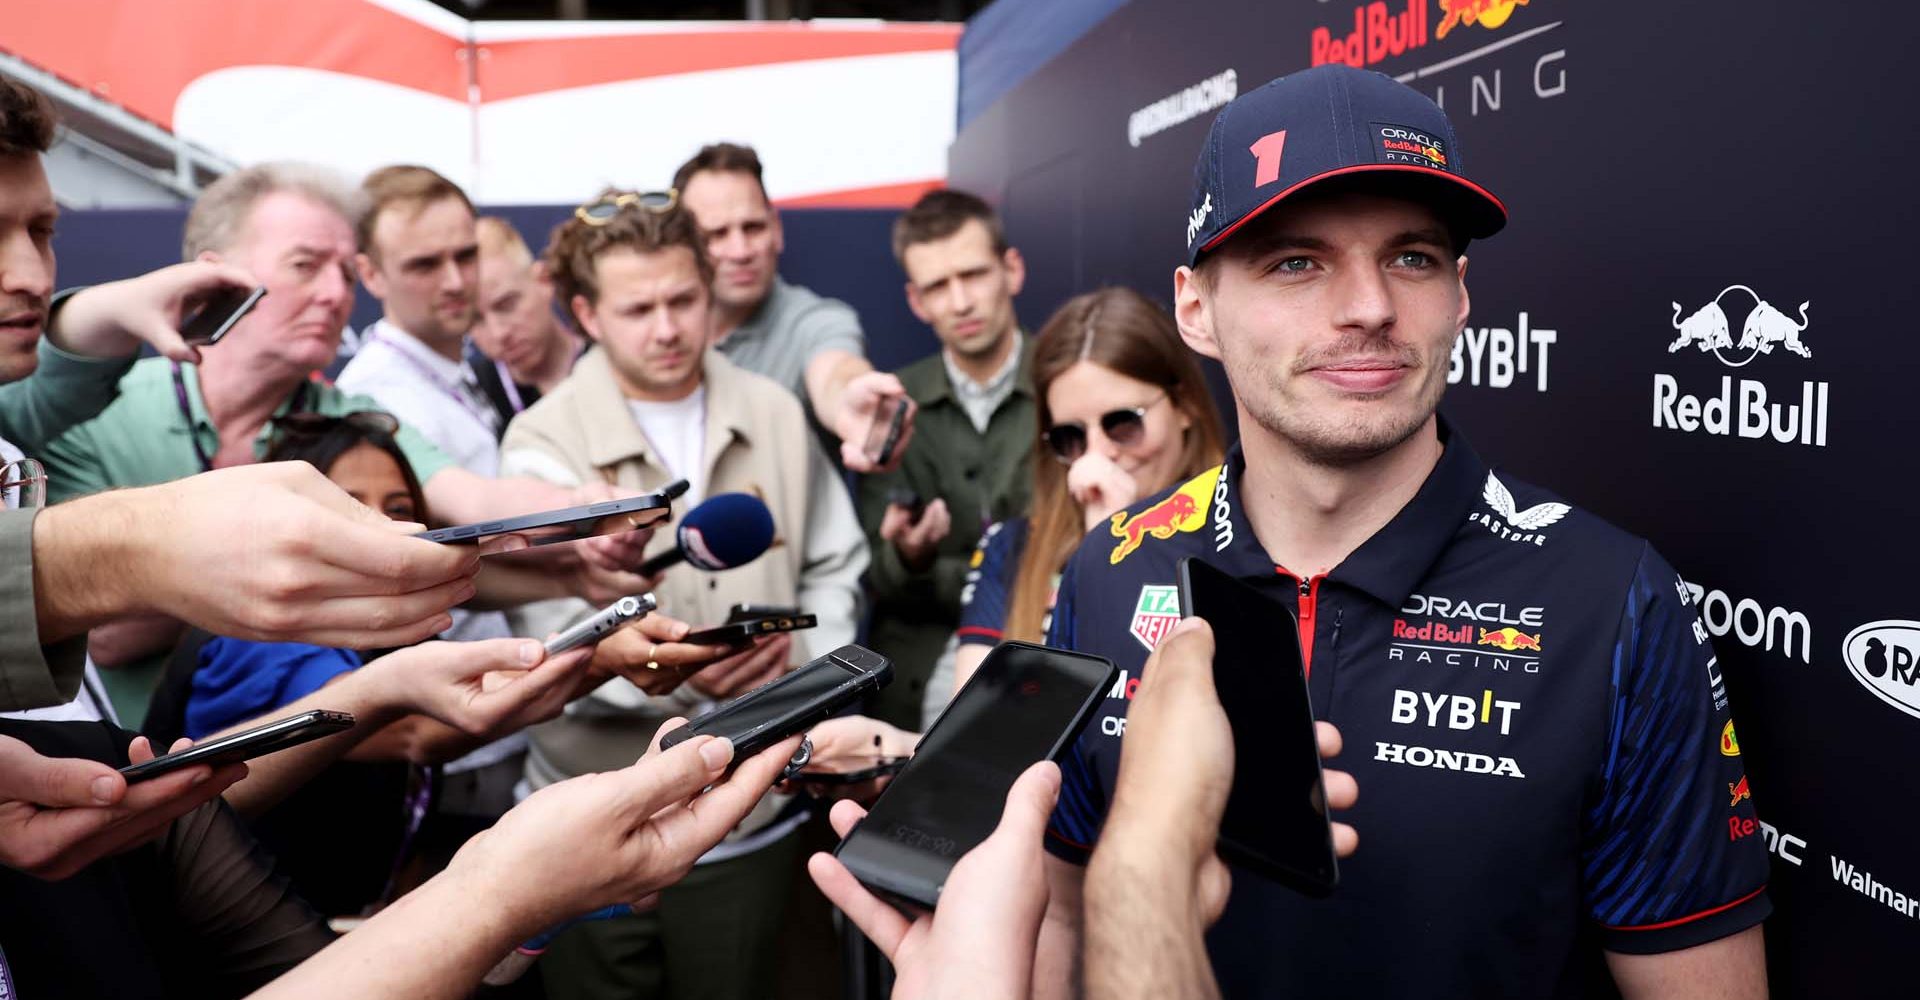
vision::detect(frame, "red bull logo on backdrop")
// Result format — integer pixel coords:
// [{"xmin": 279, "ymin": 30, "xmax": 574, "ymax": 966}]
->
[
  {"xmin": 1436, "ymin": 0, "xmax": 1532, "ymax": 40},
  {"xmin": 1653, "ymin": 284, "xmax": 1829, "ymax": 447},
  {"xmin": 1108, "ymin": 467, "xmax": 1221, "ymax": 564},
  {"xmin": 1311, "ymin": 0, "xmax": 1430, "ymax": 69}
]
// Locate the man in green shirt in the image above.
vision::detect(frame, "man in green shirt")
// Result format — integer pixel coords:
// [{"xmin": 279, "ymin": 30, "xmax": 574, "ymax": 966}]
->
[{"xmin": 857, "ymin": 189, "xmax": 1036, "ymax": 728}]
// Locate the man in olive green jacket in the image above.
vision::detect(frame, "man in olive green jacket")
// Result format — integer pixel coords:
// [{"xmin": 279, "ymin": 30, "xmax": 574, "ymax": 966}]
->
[{"xmin": 857, "ymin": 190, "xmax": 1037, "ymax": 729}]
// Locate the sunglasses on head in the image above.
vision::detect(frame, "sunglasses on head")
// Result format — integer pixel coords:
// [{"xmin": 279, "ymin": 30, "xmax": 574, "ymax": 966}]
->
[
  {"xmin": 574, "ymin": 189, "xmax": 679, "ymax": 226},
  {"xmin": 273, "ymin": 410, "xmax": 401, "ymax": 438},
  {"xmin": 1041, "ymin": 393, "xmax": 1166, "ymax": 464}
]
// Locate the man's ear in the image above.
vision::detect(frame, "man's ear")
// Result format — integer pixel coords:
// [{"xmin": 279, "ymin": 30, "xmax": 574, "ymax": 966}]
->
[
  {"xmin": 1454, "ymin": 255, "xmax": 1471, "ymax": 335},
  {"xmin": 1002, "ymin": 246, "xmax": 1027, "ymax": 298},
  {"xmin": 903, "ymin": 281, "xmax": 932, "ymax": 326},
  {"xmin": 768, "ymin": 205, "xmax": 784, "ymax": 257},
  {"xmin": 531, "ymin": 259, "xmax": 552, "ymax": 288},
  {"xmin": 571, "ymin": 294, "xmax": 602, "ymax": 343},
  {"xmin": 1173, "ymin": 266, "xmax": 1222, "ymax": 361},
  {"xmin": 354, "ymin": 252, "xmax": 386, "ymax": 300}
]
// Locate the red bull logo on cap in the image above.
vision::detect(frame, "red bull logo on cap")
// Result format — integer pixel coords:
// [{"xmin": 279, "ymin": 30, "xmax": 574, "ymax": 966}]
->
[
  {"xmin": 1437, "ymin": 0, "xmax": 1532, "ymax": 40},
  {"xmin": 1108, "ymin": 467, "xmax": 1221, "ymax": 564},
  {"xmin": 1477, "ymin": 627, "xmax": 1543, "ymax": 652}
]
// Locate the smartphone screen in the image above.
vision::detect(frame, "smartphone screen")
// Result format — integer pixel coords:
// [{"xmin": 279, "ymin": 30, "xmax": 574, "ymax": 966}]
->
[
  {"xmin": 662, "ymin": 644, "xmax": 892, "ymax": 758},
  {"xmin": 863, "ymin": 396, "xmax": 909, "ymax": 467},
  {"xmin": 179, "ymin": 286, "xmax": 267, "ymax": 345},
  {"xmin": 834, "ymin": 641, "xmax": 1116, "ymax": 908},
  {"xmin": 1178, "ymin": 557, "xmax": 1338, "ymax": 896}
]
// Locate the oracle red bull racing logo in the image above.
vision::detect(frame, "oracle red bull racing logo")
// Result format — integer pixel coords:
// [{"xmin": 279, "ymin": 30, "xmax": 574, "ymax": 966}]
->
[
  {"xmin": 1107, "ymin": 467, "xmax": 1221, "ymax": 564},
  {"xmin": 1436, "ymin": 0, "xmax": 1531, "ymax": 40},
  {"xmin": 1477, "ymin": 627, "xmax": 1542, "ymax": 652},
  {"xmin": 1654, "ymin": 284, "xmax": 1828, "ymax": 448}
]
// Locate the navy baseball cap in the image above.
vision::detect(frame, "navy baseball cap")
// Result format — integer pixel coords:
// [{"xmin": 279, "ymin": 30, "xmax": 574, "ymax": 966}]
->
[{"xmin": 1184, "ymin": 64, "xmax": 1506, "ymax": 265}]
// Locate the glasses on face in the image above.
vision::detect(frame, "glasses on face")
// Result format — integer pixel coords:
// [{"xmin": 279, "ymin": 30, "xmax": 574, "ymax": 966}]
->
[
  {"xmin": 574, "ymin": 190, "xmax": 679, "ymax": 226},
  {"xmin": 1041, "ymin": 393, "xmax": 1167, "ymax": 464},
  {"xmin": 272, "ymin": 410, "xmax": 402, "ymax": 438},
  {"xmin": 0, "ymin": 457, "xmax": 45, "ymax": 510}
]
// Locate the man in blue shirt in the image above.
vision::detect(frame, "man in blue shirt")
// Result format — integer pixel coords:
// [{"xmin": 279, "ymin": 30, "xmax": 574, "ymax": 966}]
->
[{"xmin": 1035, "ymin": 65, "xmax": 1769, "ymax": 999}]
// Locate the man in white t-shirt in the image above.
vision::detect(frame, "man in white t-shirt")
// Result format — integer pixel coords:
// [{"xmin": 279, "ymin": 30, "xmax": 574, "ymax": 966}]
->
[
  {"xmin": 334, "ymin": 165, "xmax": 523, "ymax": 818},
  {"xmin": 499, "ymin": 189, "xmax": 868, "ymax": 1000}
]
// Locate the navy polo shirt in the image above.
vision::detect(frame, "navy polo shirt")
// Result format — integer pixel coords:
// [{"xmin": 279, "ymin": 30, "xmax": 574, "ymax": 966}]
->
[{"xmin": 1046, "ymin": 422, "xmax": 1769, "ymax": 998}]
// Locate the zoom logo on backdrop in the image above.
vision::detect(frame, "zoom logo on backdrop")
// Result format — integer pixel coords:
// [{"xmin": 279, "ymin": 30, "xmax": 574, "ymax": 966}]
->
[
  {"xmin": 1840, "ymin": 621, "xmax": 1920, "ymax": 720},
  {"xmin": 1681, "ymin": 580, "xmax": 1811, "ymax": 664},
  {"xmin": 1653, "ymin": 285, "xmax": 1829, "ymax": 447}
]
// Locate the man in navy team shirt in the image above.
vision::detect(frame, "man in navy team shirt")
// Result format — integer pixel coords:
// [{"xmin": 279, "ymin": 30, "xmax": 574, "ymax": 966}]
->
[{"xmin": 1033, "ymin": 65, "xmax": 1770, "ymax": 998}]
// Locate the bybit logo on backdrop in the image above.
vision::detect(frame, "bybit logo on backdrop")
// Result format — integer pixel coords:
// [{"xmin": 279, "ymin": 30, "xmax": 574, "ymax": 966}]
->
[{"xmin": 1653, "ymin": 285, "xmax": 1828, "ymax": 447}]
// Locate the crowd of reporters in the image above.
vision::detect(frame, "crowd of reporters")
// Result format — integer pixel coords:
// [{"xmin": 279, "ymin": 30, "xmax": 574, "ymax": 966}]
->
[{"xmin": 0, "ymin": 74, "xmax": 1330, "ymax": 1000}]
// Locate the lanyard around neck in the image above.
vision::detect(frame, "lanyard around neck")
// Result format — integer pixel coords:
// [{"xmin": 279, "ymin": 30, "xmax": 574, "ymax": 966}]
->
[
  {"xmin": 170, "ymin": 362, "xmax": 309, "ymax": 473},
  {"xmin": 371, "ymin": 330, "xmax": 494, "ymax": 428}
]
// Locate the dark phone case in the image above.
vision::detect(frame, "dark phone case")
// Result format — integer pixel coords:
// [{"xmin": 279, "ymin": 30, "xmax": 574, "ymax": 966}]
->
[
  {"xmin": 414, "ymin": 491, "xmax": 669, "ymax": 545},
  {"xmin": 866, "ymin": 399, "xmax": 908, "ymax": 466},
  {"xmin": 180, "ymin": 286, "xmax": 267, "ymax": 345},
  {"xmin": 831, "ymin": 641, "xmax": 1117, "ymax": 910},
  {"xmin": 792, "ymin": 757, "xmax": 909, "ymax": 785},
  {"xmin": 683, "ymin": 613, "xmax": 819, "ymax": 647},
  {"xmin": 1177, "ymin": 557, "xmax": 1339, "ymax": 898},
  {"xmin": 659, "ymin": 644, "xmax": 892, "ymax": 759},
  {"xmin": 119, "ymin": 709, "xmax": 355, "ymax": 783}
]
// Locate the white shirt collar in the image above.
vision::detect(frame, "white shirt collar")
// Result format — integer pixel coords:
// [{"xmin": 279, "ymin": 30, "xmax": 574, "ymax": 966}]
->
[{"xmin": 368, "ymin": 319, "xmax": 475, "ymax": 387}]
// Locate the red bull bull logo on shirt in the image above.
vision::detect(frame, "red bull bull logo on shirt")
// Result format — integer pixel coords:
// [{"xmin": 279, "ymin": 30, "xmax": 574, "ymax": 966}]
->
[
  {"xmin": 1108, "ymin": 467, "xmax": 1221, "ymax": 564},
  {"xmin": 1478, "ymin": 627, "xmax": 1543, "ymax": 652}
]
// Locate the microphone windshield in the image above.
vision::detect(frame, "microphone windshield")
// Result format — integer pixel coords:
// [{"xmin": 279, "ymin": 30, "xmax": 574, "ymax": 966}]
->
[{"xmin": 676, "ymin": 492, "xmax": 775, "ymax": 571}]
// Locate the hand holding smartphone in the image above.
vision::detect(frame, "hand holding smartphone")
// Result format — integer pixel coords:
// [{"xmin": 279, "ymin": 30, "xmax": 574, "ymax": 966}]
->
[
  {"xmin": 1176, "ymin": 557, "xmax": 1338, "ymax": 896},
  {"xmin": 831, "ymin": 641, "xmax": 1116, "ymax": 909},
  {"xmin": 863, "ymin": 395, "xmax": 911, "ymax": 468},
  {"xmin": 660, "ymin": 645, "xmax": 893, "ymax": 760},
  {"xmin": 179, "ymin": 286, "xmax": 267, "ymax": 346},
  {"xmin": 119, "ymin": 710, "xmax": 355, "ymax": 784}
]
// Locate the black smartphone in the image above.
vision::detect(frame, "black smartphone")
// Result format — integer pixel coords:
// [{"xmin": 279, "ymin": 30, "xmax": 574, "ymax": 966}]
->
[
  {"xmin": 415, "ymin": 491, "xmax": 671, "ymax": 546},
  {"xmin": 683, "ymin": 612, "xmax": 819, "ymax": 647},
  {"xmin": 1177, "ymin": 557, "xmax": 1339, "ymax": 897},
  {"xmin": 863, "ymin": 396, "xmax": 910, "ymax": 467},
  {"xmin": 792, "ymin": 755, "xmax": 909, "ymax": 786},
  {"xmin": 660, "ymin": 644, "xmax": 893, "ymax": 759},
  {"xmin": 884, "ymin": 486, "xmax": 925, "ymax": 518},
  {"xmin": 728, "ymin": 603, "xmax": 799, "ymax": 623},
  {"xmin": 832, "ymin": 641, "xmax": 1117, "ymax": 909},
  {"xmin": 119, "ymin": 709, "xmax": 355, "ymax": 784},
  {"xmin": 179, "ymin": 285, "xmax": 267, "ymax": 345}
]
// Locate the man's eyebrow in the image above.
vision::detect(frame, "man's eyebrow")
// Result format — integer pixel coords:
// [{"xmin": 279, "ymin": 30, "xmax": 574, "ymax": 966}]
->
[
  {"xmin": 1240, "ymin": 232, "xmax": 1333, "ymax": 256},
  {"xmin": 1389, "ymin": 227, "xmax": 1453, "ymax": 248}
]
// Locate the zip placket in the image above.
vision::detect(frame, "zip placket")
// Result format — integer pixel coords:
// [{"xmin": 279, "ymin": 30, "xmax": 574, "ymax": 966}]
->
[{"xmin": 1278, "ymin": 567, "xmax": 1325, "ymax": 678}]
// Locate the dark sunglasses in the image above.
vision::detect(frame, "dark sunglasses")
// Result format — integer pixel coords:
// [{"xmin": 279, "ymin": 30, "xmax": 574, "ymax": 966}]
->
[
  {"xmin": 574, "ymin": 189, "xmax": 678, "ymax": 226},
  {"xmin": 1041, "ymin": 393, "xmax": 1166, "ymax": 464},
  {"xmin": 273, "ymin": 410, "xmax": 401, "ymax": 438}
]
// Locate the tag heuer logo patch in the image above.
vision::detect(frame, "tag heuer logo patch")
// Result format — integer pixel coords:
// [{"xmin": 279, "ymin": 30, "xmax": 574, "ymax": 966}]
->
[{"xmin": 1131, "ymin": 585, "xmax": 1182, "ymax": 651}]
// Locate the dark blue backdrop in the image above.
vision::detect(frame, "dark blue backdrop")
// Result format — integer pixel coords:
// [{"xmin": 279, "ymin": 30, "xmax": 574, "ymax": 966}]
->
[{"xmin": 951, "ymin": 1, "xmax": 1915, "ymax": 996}]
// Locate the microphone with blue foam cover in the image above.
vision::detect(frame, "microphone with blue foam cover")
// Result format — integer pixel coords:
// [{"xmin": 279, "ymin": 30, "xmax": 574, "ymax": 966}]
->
[{"xmin": 635, "ymin": 492, "xmax": 775, "ymax": 576}]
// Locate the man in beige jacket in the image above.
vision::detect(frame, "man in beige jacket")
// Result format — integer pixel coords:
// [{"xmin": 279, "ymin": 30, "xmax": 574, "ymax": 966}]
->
[{"xmin": 498, "ymin": 189, "xmax": 867, "ymax": 1000}]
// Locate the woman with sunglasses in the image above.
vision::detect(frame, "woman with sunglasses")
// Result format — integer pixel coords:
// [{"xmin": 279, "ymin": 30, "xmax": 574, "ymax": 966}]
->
[
  {"xmin": 798, "ymin": 289, "xmax": 1224, "ymax": 789},
  {"xmin": 949, "ymin": 286, "xmax": 1227, "ymax": 688}
]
